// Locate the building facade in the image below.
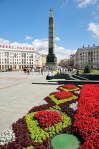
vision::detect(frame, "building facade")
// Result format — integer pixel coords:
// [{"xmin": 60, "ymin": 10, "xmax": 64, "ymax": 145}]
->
[
  {"xmin": 74, "ymin": 45, "xmax": 99, "ymax": 69},
  {"xmin": 69, "ymin": 54, "xmax": 75, "ymax": 67},
  {"xmin": 41, "ymin": 54, "xmax": 47, "ymax": 68},
  {"xmin": 59, "ymin": 59, "xmax": 70, "ymax": 67},
  {"xmin": 0, "ymin": 44, "xmax": 45, "ymax": 71}
]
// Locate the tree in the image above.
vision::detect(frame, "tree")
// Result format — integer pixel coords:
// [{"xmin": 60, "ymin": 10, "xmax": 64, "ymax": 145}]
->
[{"xmin": 84, "ymin": 65, "xmax": 91, "ymax": 73}]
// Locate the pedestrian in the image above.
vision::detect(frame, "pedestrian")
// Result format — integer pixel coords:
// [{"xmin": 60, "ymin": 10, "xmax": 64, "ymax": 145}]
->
[
  {"xmin": 27, "ymin": 68, "xmax": 30, "ymax": 75},
  {"xmin": 46, "ymin": 71, "xmax": 52, "ymax": 80},
  {"xmin": 41, "ymin": 68, "xmax": 43, "ymax": 75},
  {"xmin": 23, "ymin": 68, "xmax": 26, "ymax": 74}
]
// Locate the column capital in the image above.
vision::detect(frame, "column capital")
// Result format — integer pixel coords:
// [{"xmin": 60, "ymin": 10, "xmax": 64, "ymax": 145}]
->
[{"xmin": 50, "ymin": 8, "xmax": 54, "ymax": 17}]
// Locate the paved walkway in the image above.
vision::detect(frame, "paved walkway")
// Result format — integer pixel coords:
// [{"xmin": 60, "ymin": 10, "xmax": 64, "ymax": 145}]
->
[{"xmin": 0, "ymin": 71, "xmax": 59, "ymax": 132}]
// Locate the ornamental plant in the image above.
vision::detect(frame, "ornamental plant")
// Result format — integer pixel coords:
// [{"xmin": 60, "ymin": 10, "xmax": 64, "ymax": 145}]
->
[
  {"xmin": 0, "ymin": 84, "xmax": 98, "ymax": 149},
  {"xmin": 61, "ymin": 84, "xmax": 78, "ymax": 89},
  {"xmin": 23, "ymin": 146, "xmax": 35, "ymax": 149},
  {"xmin": 48, "ymin": 94, "xmax": 78, "ymax": 105},
  {"xmin": 49, "ymin": 105, "xmax": 61, "ymax": 111},
  {"xmin": 0, "ymin": 127, "xmax": 15, "ymax": 146},
  {"xmin": 34, "ymin": 110, "xmax": 62, "ymax": 128},
  {"xmin": 78, "ymin": 137, "xmax": 99, "ymax": 149},
  {"xmin": 74, "ymin": 84, "xmax": 99, "ymax": 148},
  {"xmin": 53, "ymin": 91, "xmax": 74, "ymax": 100},
  {"xmin": 25, "ymin": 111, "xmax": 72, "ymax": 143},
  {"xmin": 57, "ymin": 84, "xmax": 80, "ymax": 92}
]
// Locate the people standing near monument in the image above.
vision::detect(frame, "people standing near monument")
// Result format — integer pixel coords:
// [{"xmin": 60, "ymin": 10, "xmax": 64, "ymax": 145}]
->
[{"xmin": 46, "ymin": 70, "xmax": 53, "ymax": 80}]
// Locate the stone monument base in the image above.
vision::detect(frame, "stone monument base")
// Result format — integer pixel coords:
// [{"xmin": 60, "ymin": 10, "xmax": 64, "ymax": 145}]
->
[{"xmin": 46, "ymin": 63, "xmax": 57, "ymax": 71}]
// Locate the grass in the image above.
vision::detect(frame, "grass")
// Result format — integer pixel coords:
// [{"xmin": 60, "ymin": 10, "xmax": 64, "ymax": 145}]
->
[
  {"xmin": 80, "ymin": 70, "xmax": 99, "ymax": 74},
  {"xmin": 90, "ymin": 71, "xmax": 99, "ymax": 74}
]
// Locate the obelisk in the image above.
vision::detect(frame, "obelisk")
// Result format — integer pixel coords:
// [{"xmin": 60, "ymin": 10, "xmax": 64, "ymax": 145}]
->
[{"xmin": 46, "ymin": 8, "xmax": 57, "ymax": 70}]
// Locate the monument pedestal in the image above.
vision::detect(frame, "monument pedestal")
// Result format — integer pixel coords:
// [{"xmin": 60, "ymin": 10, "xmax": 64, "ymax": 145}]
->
[{"xmin": 46, "ymin": 53, "xmax": 57, "ymax": 70}]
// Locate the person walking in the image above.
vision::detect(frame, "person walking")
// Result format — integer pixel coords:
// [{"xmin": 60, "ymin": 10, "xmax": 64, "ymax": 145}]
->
[
  {"xmin": 27, "ymin": 68, "xmax": 30, "ymax": 75},
  {"xmin": 41, "ymin": 68, "xmax": 43, "ymax": 75},
  {"xmin": 23, "ymin": 68, "xmax": 26, "ymax": 74}
]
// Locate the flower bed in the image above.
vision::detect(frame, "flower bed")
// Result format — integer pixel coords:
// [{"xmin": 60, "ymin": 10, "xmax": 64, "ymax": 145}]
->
[
  {"xmin": 53, "ymin": 91, "xmax": 74, "ymax": 99},
  {"xmin": 34, "ymin": 110, "xmax": 62, "ymax": 128},
  {"xmin": 25, "ymin": 111, "xmax": 71, "ymax": 143},
  {"xmin": 74, "ymin": 84, "xmax": 99, "ymax": 149},
  {"xmin": 57, "ymin": 84, "xmax": 80, "ymax": 92},
  {"xmin": 44, "ymin": 89, "xmax": 78, "ymax": 105},
  {"xmin": 0, "ymin": 84, "xmax": 98, "ymax": 149}
]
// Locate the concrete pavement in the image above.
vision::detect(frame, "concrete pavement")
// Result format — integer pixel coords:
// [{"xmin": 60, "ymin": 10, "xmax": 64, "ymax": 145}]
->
[{"xmin": 0, "ymin": 71, "xmax": 59, "ymax": 132}]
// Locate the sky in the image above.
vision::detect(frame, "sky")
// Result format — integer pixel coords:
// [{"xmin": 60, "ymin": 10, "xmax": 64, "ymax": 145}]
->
[{"xmin": 0, "ymin": 0, "xmax": 99, "ymax": 61}]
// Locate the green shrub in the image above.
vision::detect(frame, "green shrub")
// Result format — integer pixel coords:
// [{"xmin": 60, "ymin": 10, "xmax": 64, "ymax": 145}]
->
[{"xmin": 84, "ymin": 65, "xmax": 91, "ymax": 73}]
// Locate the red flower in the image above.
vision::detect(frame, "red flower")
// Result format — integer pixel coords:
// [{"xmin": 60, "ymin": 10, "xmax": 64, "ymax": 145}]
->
[
  {"xmin": 79, "ymin": 135, "xmax": 99, "ymax": 149},
  {"xmin": 73, "ymin": 84, "xmax": 99, "ymax": 148},
  {"xmin": 54, "ymin": 91, "xmax": 73, "ymax": 100},
  {"xmin": 62, "ymin": 84, "xmax": 78, "ymax": 89},
  {"xmin": 34, "ymin": 110, "xmax": 62, "ymax": 128}
]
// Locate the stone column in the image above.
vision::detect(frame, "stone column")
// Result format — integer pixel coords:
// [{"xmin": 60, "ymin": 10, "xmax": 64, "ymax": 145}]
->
[
  {"xmin": 46, "ymin": 8, "xmax": 57, "ymax": 70},
  {"xmin": 49, "ymin": 8, "xmax": 54, "ymax": 54}
]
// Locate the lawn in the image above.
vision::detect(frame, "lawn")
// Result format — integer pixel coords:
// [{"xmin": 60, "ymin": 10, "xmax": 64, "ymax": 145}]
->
[
  {"xmin": 90, "ymin": 71, "xmax": 99, "ymax": 74},
  {"xmin": 80, "ymin": 70, "xmax": 99, "ymax": 74}
]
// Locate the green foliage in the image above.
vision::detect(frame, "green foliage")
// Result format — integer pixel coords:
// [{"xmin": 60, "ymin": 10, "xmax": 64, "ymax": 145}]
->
[
  {"xmin": 48, "ymin": 95, "xmax": 78, "ymax": 105},
  {"xmin": 25, "ymin": 111, "xmax": 72, "ymax": 143},
  {"xmin": 23, "ymin": 146, "xmax": 35, "ymax": 149},
  {"xmin": 44, "ymin": 113, "xmax": 71, "ymax": 135},
  {"xmin": 49, "ymin": 105, "xmax": 61, "ymax": 111},
  {"xmin": 25, "ymin": 112, "xmax": 49, "ymax": 143},
  {"xmin": 76, "ymin": 69, "xmax": 79, "ymax": 75},
  {"xmin": 59, "ymin": 87, "xmax": 80, "ymax": 92},
  {"xmin": 84, "ymin": 65, "xmax": 91, "ymax": 73}
]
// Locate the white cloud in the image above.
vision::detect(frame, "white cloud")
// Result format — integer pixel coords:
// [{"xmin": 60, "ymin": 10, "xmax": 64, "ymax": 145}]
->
[
  {"xmin": 0, "ymin": 38, "xmax": 33, "ymax": 47},
  {"xmin": 32, "ymin": 38, "xmax": 76, "ymax": 62},
  {"xmin": 55, "ymin": 46, "xmax": 76, "ymax": 62},
  {"xmin": 10, "ymin": 42, "xmax": 32, "ymax": 48},
  {"xmin": 32, "ymin": 39, "xmax": 48, "ymax": 51},
  {"xmin": 77, "ymin": 0, "xmax": 97, "ymax": 8},
  {"xmin": 88, "ymin": 22, "xmax": 99, "ymax": 39},
  {"xmin": 55, "ymin": 37, "xmax": 60, "ymax": 41},
  {"xmin": 0, "ymin": 38, "xmax": 10, "ymax": 45},
  {"xmin": 25, "ymin": 36, "xmax": 32, "ymax": 40},
  {"xmin": 0, "ymin": 37, "xmax": 76, "ymax": 62},
  {"xmin": 32, "ymin": 37, "xmax": 60, "ymax": 50}
]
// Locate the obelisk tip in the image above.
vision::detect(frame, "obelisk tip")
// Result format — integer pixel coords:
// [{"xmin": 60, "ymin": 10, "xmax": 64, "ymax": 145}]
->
[
  {"xmin": 50, "ymin": 8, "xmax": 54, "ymax": 17},
  {"xmin": 50, "ymin": 8, "xmax": 53, "ymax": 12}
]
